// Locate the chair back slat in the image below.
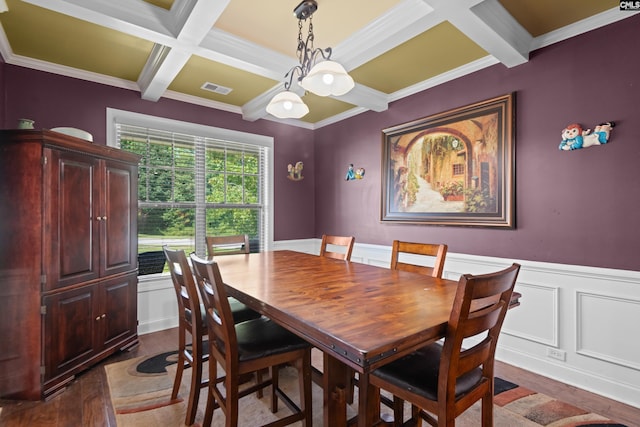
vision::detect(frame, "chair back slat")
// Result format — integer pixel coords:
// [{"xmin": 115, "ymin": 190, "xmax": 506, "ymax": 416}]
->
[
  {"xmin": 206, "ymin": 234, "xmax": 250, "ymax": 257},
  {"xmin": 390, "ymin": 240, "xmax": 447, "ymax": 278},
  {"xmin": 458, "ymin": 338, "xmax": 491, "ymax": 376},
  {"xmin": 463, "ymin": 304, "xmax": 505, "ymax": 338},
  {"xmin": 319, "ymin": 234, "xmax": 355, "ymax": 261}
]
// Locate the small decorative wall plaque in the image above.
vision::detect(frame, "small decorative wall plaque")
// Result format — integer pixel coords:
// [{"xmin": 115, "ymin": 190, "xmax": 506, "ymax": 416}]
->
[
  {"xmin": 287, "ymin": 161, "xmax": 304, "ymax": 181},
  {"xmin": 345, "ymin": 164, "xmax": 365, "ymax": 181},
  {"xmin": 559, "ymin": 121, "xmax": 615, "ymax": 151}
]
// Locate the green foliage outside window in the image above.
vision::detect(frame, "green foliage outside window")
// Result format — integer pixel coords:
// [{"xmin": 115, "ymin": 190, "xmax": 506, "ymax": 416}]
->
[{"xmin": 120, "ymin": 137, "xmax": 263, "ymax": 256}]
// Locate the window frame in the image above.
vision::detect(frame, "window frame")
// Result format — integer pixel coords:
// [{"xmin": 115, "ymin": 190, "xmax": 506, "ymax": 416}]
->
[{"xmin": 106, "ymin": 108, "xmax": 274, "ymax": 263}]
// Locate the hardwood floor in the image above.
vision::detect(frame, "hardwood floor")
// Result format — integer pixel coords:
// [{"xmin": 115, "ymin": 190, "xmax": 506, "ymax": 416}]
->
[{"xmin": 1, "ymin": 328, "xmax": 638, "ymax": 426}]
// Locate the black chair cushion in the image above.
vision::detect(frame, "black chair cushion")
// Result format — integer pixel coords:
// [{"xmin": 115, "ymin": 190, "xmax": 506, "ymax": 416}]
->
[
  {"xmin": 235, "ymin": 317, "xmax": 310, "ymax": 361},
  {"xmin": 372, "ymin": 343, "xmax": 483, "ymax": 401},
  {"xmin": 228, "ymin": 296, "xmax": 262, "ymax": 323}
]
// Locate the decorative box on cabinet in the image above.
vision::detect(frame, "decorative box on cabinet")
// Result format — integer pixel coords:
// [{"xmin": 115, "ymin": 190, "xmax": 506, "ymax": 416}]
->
[{"xmin": 0, "ymin": 130, "xmax": 140, "ymax": 400}]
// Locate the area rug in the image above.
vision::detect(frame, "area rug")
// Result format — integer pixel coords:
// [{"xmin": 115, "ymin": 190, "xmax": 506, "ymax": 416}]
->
[{"xmin": 105, "ymin": 350, "xmax": 628, "ymax": 427}]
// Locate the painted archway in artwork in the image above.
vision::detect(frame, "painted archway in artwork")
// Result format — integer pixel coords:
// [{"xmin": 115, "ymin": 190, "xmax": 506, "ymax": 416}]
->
[{"xmin": 387, "ymin": 113, "xmax": 500, "ymax": 213}]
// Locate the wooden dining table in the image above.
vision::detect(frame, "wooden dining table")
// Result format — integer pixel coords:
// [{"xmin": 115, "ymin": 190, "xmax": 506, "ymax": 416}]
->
[
  {"xmin": 213, "ymin": 250, "xmax": 457, "ymax": 426},
  {"xmin": 213, "ymin": 250, "xmax": 519, "ymax": 426}
]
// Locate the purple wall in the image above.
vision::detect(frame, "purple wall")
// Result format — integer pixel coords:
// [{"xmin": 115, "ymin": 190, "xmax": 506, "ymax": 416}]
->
[
  {"xmin": 314, "ymin": 14, "xmax": 640, "ymax": 271},
  {"xmin": 1, "ymin": 66, "xmax": 316, "ymax": 241},
  {"xmin": 2, "ymin": 15, "xmax": 639, "ymax": 271}
]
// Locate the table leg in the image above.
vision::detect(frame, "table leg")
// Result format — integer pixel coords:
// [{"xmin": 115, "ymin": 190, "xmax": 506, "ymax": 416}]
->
[
  {"xmin": 357, "ymin": 371, "xmax": 381, "ymax": 427},
  {"xmin": 323, "ymin": 352, "xmax": 349, "ymax": 427}
]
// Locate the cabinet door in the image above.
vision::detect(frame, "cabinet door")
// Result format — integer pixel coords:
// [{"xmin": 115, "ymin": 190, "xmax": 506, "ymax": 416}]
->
[
  {"xmin": 99, "ymin": 273, "xmax": 138, "ymax": 350},
  {"xmin": 42, "ymin": 285, "xmax": 100, "ymax": 382},
  {"xmin": 100, "ymin": 160, "xmax": 138, "ymax": 277},
  {"xmin": 44, "ymin": 149, "xmax": 100, "ymax": 291}
]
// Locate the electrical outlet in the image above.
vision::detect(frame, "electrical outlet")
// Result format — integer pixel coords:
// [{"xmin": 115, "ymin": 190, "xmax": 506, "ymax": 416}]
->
[{"xmin": 546, "ymin": 347, "xmax": 566, "ymax": 361}]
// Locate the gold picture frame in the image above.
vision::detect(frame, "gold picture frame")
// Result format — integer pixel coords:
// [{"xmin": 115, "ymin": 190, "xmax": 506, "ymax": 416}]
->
[{"xmin": 381, "ymin": 93, "xmax": 515, "ymax": 228}]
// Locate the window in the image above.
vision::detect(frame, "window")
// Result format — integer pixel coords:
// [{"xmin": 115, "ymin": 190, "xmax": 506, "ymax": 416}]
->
[
  {"xmin": 107, "ymin": 109, "xmax": 273, "ymax": 263},
  {"xmin": 452, "ymin": 163, "xmax": 464, "ymax": 176}
]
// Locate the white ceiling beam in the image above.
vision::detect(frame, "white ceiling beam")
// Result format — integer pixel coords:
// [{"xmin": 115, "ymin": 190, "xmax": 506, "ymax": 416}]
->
[
  {"xmin": 335, "ymin": 85, "xmax": 388, "ymax": 113},
  {"xmin": 467, "ymin": 0, "xmax": 531, "ymax": 66},
  {"xmin": 426, "ymin": 0, "xmax": 531, "ymax": 67},
  {"xmin": 22, "ymin": 0, "xmax": 176, "ymax": 42},
  {"xmin": 137, "ymin": 45, "xmax": 189, "ymax": 101},
  {"xmin": 337, "ymin": 0, "xmax": 436, "ymax": 71},
  {"xmin": 197, "ymin": 29, "xmax": 297, "ymax": 81},
  {"xmin": 137, "ymin": 0, "xmax": 229, "ymax": 101},
  {"xmin": 172, "ymin": 0, "xmax": 228, "ymax": 44}
]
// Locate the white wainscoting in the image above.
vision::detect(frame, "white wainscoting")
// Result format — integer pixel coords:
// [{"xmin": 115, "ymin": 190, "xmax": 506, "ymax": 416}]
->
[
  {"xmin": 138, "ymin": 239, "xmax": 640, "ymax": 408},
  {"xmin": 137, "ymin": 274, "xmax": 178, "ymax": 334}
]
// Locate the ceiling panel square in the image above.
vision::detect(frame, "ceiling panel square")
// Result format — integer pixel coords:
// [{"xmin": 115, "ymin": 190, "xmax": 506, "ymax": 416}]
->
[
  {"xmin": 215, "ymin": 0, "xmax": 403, "ymax": 57},
  {"xmin": 169, "ymin": 54, "xmax": 278, "ymax": 105},
  {"xmin": 0, "ymin": 1, "xmax": 153, "ymax": 82},
  {"xmin": 499, "ymin": 0, "xmax": 619, "ymax": 37},
  {"xmin": 350, "ymin": 22, "xmax": 488, "ymax": 94}
]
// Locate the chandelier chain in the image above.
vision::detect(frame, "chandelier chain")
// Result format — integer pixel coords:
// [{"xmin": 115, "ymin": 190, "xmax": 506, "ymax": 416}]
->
[
  {"xmin": 285, "ymin": 15, "xmax": 331, "ymax": 91},
  {"xmin": 266, "ymin": 0, "xmax": 354, "ymax": 118}
]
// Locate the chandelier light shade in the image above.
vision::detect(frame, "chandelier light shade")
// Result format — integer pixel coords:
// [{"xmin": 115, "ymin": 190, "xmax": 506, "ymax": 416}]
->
[
  {"xmin": 301, "ymin": 60, "xmax": 354, "ymax": 96},
  {"xmin": 265, "ymin": 0, "xmax": 354, "ymax": 119},
  {"xmin": 265, "ymin": 91, "xmax": 309, "ymax": 119}
]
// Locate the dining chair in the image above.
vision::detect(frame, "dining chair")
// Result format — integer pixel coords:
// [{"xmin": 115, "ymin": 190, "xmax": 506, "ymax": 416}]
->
[
  {"xmin": 204, "ymin": 234, "xmax": 261, "ymax": 324},
  {"xmin": 365, "ymin": 240, "xmax": 449, "ymax": 414},
  {"xmin": 206, "ymin": 234, "xmax": 251, "ymax": 257},
  {"xmin": 189, "ymin": 254, "xmax": 313, "ymax": 427},
  {"xmin": 163, "ymin": 246, "xmax": 209, "ymax": 426},
  {"xmin": 370, "ymin": 263, "xmax": 521, "ymax": 427},
  {"xmin": 316, "ymin": 234, "xmax": 356, "ymax": 390},
  {"xmin": 391, "ymin": 240, "xmax": 448, "ymax": 278},
  {"xmin": 319, "ymin": 234, "xmax": 355, "ymax": 261},
  {"xmin": 348, "ymin": 241, "xmax": 448, "ymax": 405}
]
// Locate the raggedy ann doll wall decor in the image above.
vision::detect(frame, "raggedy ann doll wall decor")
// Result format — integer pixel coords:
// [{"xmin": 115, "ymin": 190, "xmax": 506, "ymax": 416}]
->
[{"xmin": 559, "ymin": 121, "xmax": 615, "ymax": 151}]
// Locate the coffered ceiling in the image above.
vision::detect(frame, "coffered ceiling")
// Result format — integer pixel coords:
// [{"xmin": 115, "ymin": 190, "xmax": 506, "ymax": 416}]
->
[{"xmin": 0, "ymin": 0, "xmax": 633, "ymax": 128}]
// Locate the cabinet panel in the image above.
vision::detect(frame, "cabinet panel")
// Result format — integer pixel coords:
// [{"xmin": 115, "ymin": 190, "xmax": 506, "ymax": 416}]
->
[
  {"xmin": 102, "ymin": 161, "xmax": 137, "ymax": 276},
  {"xmin": 43, "ymin": 286, "xmax": 98, "ymax": 381},
  {"xmin": 101, "ymin": 274, "xmax": 137, "ymax": 349},
  {"xmin": 45, "ymin": 149, "xmax": 100, "ymax": 291}
]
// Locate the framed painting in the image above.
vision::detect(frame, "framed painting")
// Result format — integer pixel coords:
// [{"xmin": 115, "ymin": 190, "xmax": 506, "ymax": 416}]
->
[{"xmin": 381, "ymin": 92, "xmax": 515, "ymax": 228}]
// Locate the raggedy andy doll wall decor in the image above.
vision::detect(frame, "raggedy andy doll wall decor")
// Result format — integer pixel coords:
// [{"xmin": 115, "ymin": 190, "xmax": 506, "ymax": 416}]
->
[{"xmin": 559, "ymin": 121, "xmax": 615, "ymax": 151}]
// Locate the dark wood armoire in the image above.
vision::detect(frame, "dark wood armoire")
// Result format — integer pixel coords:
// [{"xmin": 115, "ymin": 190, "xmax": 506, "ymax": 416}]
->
[{"xmin": 0, "ymin": 130, "xmax": 140, "ymax": 400}]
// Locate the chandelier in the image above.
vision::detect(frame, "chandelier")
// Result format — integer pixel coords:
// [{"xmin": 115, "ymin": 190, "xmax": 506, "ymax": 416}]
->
[{"xmin": 266, "ymin": 0, "xmax": 355, "ymax": 119}]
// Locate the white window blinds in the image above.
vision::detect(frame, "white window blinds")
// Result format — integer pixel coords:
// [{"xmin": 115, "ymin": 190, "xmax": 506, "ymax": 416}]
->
[{"xmin": 114, "ymin": 122, "xmax": 271, "ymax": 259}]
